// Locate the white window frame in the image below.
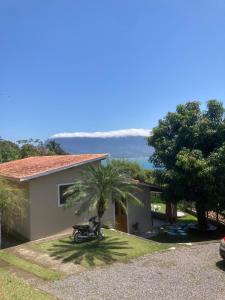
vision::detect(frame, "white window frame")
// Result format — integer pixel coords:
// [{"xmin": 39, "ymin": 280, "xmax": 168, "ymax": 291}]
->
[{"xmin": 58, "ymin": 183, "xmax": 74, "ymax": 207}]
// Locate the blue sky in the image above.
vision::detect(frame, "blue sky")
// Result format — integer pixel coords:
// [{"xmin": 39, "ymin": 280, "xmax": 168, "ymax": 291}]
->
[{"xmin": 1, "ymin": 0, "xmax": 225, "ymax": 141}]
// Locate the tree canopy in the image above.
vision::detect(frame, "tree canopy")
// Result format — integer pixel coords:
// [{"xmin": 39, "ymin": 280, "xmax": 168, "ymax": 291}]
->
[
  {"xmin": 0, "ymin": 140, "xmax": 21, "ymax": 163},
  {"xmin": 45, "ymin": 140, "xmax": 67, "ymax": 155},
  {"xmin": 110, "ymin": 159, "xmax": 154, "ymax": 184},
  {"xmin": 0, "ymin": 138, "xmax": 66, "ymax": 163},
  {"xmin": 148, "ymin": 100, "xmax": 225, "ymax": 230},
  {"xmin": 0, "ymin": 179, "xmax": 27, "ymax": 248}
]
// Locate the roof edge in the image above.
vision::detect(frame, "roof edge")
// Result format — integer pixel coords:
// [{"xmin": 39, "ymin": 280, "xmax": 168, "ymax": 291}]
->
[{"xmin": 19, "ymin": 154, "xmax": 109, "ymax": 182}]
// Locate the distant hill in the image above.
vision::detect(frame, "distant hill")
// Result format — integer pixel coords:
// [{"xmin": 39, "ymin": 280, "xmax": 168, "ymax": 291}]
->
[{"xmin": 48, "ymin": 136, "xmax": 153, "ymax": 158}]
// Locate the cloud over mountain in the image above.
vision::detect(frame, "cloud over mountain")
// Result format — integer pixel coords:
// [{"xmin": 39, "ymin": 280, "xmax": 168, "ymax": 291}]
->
[{"xmin": 51, "ymin": 128, "xmax": 151, "ymax": 139}]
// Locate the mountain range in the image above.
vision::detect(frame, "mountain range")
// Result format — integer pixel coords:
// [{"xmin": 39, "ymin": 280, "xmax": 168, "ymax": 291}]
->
[
  {"xmin": 48, "ymin": 129, "xmax": 153, "ymax": 168},
  {"xmin": 49, "ymin": 136, "xmax": 153, "ymax": 158}
]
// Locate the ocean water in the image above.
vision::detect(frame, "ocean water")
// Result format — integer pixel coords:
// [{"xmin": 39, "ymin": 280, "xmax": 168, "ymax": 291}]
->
[
  {"xmin": 53, "ymin": 136, "xmax": 153, "ymax": 169},
  {"xmin": 110, "ymin": 156, "xmax": 153, "ymax": 170}
]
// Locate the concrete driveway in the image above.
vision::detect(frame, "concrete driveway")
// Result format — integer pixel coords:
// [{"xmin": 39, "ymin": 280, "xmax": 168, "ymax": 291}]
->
[{"xmin": 39, "ymin": 242, "xmax": 225, "ymax": 300}]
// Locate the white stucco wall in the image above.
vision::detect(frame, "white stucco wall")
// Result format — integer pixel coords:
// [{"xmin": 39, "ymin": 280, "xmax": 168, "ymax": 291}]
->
[
  {"xmin": 28, "ymin": 161, "xmax": 114, "ymax": 240},
  {"xmin": 127, "ymin": 185, "xmax": 152, "ymax": 234}
]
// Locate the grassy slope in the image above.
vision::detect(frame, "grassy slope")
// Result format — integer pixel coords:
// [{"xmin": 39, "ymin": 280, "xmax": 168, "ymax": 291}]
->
[
  {"xmin": 0, "ymin": 251, "xmax": 61, "ymax": 281},
  {"xmin": 33, "ymin": 229, "xmax": 170, "ymax": 268},
  {"xmin": 152, "ymin": 201, "xmax": 197, "ymax": 224},
  {"xmin": 179, "ymin": 212, "xmax": 197, "ymax": 223},
  {"xmin": 0, "ymin": 269, "xmax": 55, "ymax": 300}
]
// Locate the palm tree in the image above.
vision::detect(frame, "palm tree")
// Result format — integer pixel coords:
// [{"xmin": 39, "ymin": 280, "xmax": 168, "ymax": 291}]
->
[
  {"xmin": 0, "ymin": 179, "xmax": 26, "ymax": 248},
  {"xmin": 64, "ymin": 164, "xmax": 143, "ymax": 235}
]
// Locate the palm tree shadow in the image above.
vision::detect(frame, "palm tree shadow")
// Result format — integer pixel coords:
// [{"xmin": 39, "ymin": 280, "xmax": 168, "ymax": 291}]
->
[{"xmin": 46, "ymin": 236, "xmax": 132, "ymax": 267}]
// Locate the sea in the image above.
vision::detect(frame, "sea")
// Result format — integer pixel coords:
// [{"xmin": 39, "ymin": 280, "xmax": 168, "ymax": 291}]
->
[
  {"xmin": 111, "ymin": 156, "xmax": 153, "ymax": 170},
  {"xmin": 49, "ymin": 136, "xmax": 154, "ymax": 170}
]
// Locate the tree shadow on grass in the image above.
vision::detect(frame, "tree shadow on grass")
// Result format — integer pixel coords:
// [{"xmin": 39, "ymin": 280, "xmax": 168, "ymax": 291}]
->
[
  {"xmin": 45, "ymin": 236, "xmax": 132, "ymax": 267},
  {"xmin": 149, "ymin": 228, "xmax": 225, "ymax": 244}
]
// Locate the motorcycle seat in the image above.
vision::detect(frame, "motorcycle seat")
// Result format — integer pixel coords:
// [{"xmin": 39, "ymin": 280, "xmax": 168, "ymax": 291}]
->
[{"xmin": 72, "ymin": 224, "xmax": 89, "ymax": 230}]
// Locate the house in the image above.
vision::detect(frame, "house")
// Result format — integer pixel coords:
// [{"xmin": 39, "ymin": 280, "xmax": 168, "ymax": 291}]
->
[
  {"xmin": 0, "ymin": 154, "xmax": 156, "ymax": 240},
  {"xmin": 115, "ymin": 180, "xmax": 161, "ymax": 234}
]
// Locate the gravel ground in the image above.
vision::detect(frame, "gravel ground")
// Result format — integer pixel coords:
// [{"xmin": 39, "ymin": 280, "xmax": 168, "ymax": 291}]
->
[{"xmin": 39, "ymin": 242, "xmax": 225, "ymax": 300}]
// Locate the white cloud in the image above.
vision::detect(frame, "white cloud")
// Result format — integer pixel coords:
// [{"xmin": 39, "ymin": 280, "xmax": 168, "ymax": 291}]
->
[{"xmin": 51, "ymin": 128, "xmax": 151, "ymax": 138}]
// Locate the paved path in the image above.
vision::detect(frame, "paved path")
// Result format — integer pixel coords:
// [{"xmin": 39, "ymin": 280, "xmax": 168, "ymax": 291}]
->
[{"xmin": 39, "ymin": 242, "xmax": 225, "ymax": 300}]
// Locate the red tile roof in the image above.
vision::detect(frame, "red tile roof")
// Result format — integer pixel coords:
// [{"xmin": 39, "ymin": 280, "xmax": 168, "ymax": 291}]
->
[{"xmin": 0, "ymin": 154, "xmax": 108, "ymax": 181}]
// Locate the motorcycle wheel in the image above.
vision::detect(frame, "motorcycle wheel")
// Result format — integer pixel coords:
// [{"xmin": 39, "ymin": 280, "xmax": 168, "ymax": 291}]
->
[
  {"xmin": 73, "ymin": 232, "xmax": 82, "ymax": 243},
  {"xmin": 97, "ymin": 229, "xmax": 105, "ymax": 241}
]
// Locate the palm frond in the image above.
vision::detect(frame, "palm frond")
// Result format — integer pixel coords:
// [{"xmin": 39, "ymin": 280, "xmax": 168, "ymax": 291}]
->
[
  {"xmin": 124, "ymin": 191, "xmax": 143, "ymax": 207},
  {"xmin": 115, "ymin": 197, "xmax": 128, "ymax": 214},
  {"xmin": 63, "ymin": 163, "xmax": 143, "ymax": 220}
]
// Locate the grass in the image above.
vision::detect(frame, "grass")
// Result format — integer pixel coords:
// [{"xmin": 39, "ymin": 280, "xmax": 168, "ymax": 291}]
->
[
  {"xmin": 0, "ymin": 250, "xmax": 61, "ymax": 281},
  {"xmin": 150, "ymin": 226, "xmax": 225, "ymax": 244},
  {"xmin": 32, "ymin": 229, "xmax": 171, "ymax": 269},
  {"xmin": 0, "ymin": 268, "xmax": 55, "ymax": 300},
  {"xmin": 151, "ymin": 202, "xmax": 166, "ymax": 213},
  {"xmin": 150, "ymin": 211, "xmax": 225, "ymax": 244},
  {"xmin": 178, "ymin": 212, "xmax": 197, "ymax": 224},
  {"xmin": 150, "ymin": 202, "xmax": 225, "ymax": 243},
  {"xmin": 151, "ymin": 202, "xmax": 196, "ymax": 219},
  {"xmin": 151, "ymin": 201, "xmax": 197, "ymax": 224}
]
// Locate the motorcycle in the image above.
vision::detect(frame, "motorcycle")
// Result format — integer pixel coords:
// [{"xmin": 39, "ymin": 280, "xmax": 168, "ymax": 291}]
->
[{"xmin": 72, "ymin": 216, "xmax": 104, "ymax": 243}]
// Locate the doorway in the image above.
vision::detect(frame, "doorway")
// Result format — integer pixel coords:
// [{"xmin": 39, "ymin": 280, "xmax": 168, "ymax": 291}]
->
[{"xmin": 115, "ymin": 201, "xmax": 128, "ymax": 232}]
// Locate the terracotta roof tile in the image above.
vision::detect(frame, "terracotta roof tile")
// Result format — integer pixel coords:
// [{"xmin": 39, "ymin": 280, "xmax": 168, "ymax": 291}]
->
[{"xmin": 0, "ymin": 154, "xmax": 107, "ymax": 181}]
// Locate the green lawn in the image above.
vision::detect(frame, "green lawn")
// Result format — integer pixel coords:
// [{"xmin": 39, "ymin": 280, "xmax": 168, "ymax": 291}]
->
[
  {"xmin": 150, "ymin": 207, "xmax": 224, "ymax": 244},
  {"xmin": 32, "ymin": 229, "xmax": 171, "ymax": 268},
  {"xmin": 151, "ymin": 202, "xmax": 197, "ymax": 224},
  {"xmin": 178, "ymin": 212, "xmax": 197, "ymax": 224},
  {"xmin": 0, "ymin": 251, "xmax": 61, "ymax": 281},
  {"xmin": 151, "ymin": 202, "xmax": 166, "ymax": 213},
  {"xmin": 0, "ymin": 269, "xmax": 55, "ymax": 300},
  {"xmin": 149, "ymin": 202, "xmax": 225, "ymax": 243}
]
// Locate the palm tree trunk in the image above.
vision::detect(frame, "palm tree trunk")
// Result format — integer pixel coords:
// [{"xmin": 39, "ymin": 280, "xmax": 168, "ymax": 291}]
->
[{"xmin": 96, "ymin": 196, "xmax": 106, "ymax": 240}]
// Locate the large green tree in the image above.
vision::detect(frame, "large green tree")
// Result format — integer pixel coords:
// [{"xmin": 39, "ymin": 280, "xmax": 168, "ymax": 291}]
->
[
  {"xmin": 110, "ymin": 159, "xmax": 154, "ymax": 184},
  {"xmin": 148, "ymin": 100, "xmax": 225, "ymax": 230},
  {"xmin": 46, "ymin": 140, "xmax": 67, "ymax": 155},
  {"xmin": 208, "ymin": 144, "xmax": 225, "ymax": 214},
  {"xmin": 0, "ymin": 140, "xmax": 21, "ymax": 163},
  {"xmin": 0, "ymin": 179, "xmax": 26, "ymax": 248},
  {"xmin": 0, "ymin": 138, "xmax": 66, "ymax": 162},
  {"xmin": 18, "ymin": 139, "xmax": 48, "ymax": 158},
  {"xmin": 64, "ymin": 164, "xmax": 142, "ymax": 236}
]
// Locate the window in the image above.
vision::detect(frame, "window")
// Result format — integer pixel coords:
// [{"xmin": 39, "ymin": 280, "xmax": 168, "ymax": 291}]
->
[{"xmin": 58, "ymin": 184, "xmax": 73, "ymax": 207}]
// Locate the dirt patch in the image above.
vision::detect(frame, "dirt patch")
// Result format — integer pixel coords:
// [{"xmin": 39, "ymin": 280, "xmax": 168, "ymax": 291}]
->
[{"xmin": 0, "ymin": 259, "xmax": 9, "ymax": 268}]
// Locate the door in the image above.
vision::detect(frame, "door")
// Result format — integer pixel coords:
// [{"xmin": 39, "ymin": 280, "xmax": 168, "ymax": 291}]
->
[{"xmin": 115, "ymin": 201, "xmax": 127, "ymax": 232}]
